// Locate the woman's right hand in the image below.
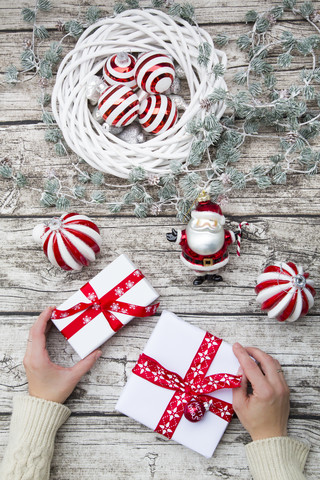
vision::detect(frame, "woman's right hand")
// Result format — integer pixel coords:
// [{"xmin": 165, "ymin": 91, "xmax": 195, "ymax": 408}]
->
[
  {"xmin": 232, "ymin": 343, "xmax": 290, "ymax": 442},
  {"xmin": 23, "ymin": 307, "xmax": 102, "ymax": 404}
]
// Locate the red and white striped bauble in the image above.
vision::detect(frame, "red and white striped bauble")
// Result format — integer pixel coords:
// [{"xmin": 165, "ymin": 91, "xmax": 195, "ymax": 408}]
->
[
  {"xmin": 138, "ymin": 94, "xmax": 178, "ymax": 134},
  {"xmin": 32, "ymin": 213, "xmax": 102, "ymax": 271},
  {"xmin": 255, "ymin": 261, "xmax": 316, "ymax": 322},
  {"xmin": 135, "ymin": 51, "xmax": 175, "ymax": 94},
  {"xmin": 98, "ymin": 85, "xmax": 139, "ymax": 127},
  {"xmin": 103, "ymin": 52, "xmax": 137, "ymax": 89}
]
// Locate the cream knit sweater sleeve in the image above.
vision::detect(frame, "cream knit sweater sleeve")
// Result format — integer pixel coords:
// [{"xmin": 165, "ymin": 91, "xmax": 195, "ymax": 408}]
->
[
  {"xmin": 0, "ymin": 395, "xmax": 71, "ymax": 480},
  {"xmin": 246, "ymin": 436, "xmax": 310, "ymax": 480}
]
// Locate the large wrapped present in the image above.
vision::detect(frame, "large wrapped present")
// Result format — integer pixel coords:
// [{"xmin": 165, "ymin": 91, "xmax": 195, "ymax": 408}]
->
[
  {"xmin": 116, "ymin": 311, "xmax": 241, "ymax": 458},
  {"xmin": 51, "ymin": 254, "xmax": 159, "ymax": 358}
]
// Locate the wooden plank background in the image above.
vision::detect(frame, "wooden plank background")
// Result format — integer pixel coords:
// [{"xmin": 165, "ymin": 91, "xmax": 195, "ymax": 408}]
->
[{"xmin": 0, "ymin": 1, "xmax": 319, "ymax": 478}]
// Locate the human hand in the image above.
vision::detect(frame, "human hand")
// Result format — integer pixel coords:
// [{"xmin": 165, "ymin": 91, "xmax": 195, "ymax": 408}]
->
[
  {"xmin": 232, "ymin": 343, "xmax": 290, "ymax": 441},
  {"xmin": 23, "ymin": 306, "xmax": 102, "ymax": 404}
]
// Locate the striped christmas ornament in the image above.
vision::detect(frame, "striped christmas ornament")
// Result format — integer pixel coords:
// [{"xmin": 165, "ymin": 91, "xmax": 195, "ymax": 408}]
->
[
  {"xmin": 255, "ymin": 261, "xmax": 316, "ymax": 322},
  {"xmin": 98, "ymin": 85, "xmax": 139, "ymax": 126},
  {"xmin": 32, "ymin": 213, "xmax": 102, "ymax": 271},
  {"xmin": 138, "ymin": 94, "xmax": 178, "ymax": 134},
  {"xmin": 135, "ymin": 51, "xmax": 175, "ymax": 94},
  {"xmin": 103, "ymin": 52, "xmax": 137, "ymax": 89}
]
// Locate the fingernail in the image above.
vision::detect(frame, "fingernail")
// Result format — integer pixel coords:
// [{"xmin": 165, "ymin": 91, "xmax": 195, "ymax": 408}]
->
[
  {"xmin": 233, "ymin": 342, "xmax": 242, "ymax": 350},
  {"xmin": 96, "ymin": 350, "xmax": 102, "ymax": 359},
  {"xmin": 237, "ymin": 366, "xmax": 243, "ymax": 375}
]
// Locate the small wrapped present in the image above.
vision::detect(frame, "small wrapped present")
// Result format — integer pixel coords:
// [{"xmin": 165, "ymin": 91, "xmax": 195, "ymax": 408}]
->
[
  {"xmin": 51, "ymin": 254, "xmax": 159, "ymax": 358},
  {"xmin": 116, "ymin": 311, "xmax": 241, "ymax": 458}
]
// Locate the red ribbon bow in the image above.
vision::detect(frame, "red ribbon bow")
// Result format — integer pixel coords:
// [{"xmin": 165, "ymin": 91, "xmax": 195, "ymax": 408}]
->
[
  {"xmin": 133, "ymin": 333, "xmax": 242, "ymax": 439},
  {"xmin": 51, "ymin": 269, "xmax": 159, "ymax": 340}
]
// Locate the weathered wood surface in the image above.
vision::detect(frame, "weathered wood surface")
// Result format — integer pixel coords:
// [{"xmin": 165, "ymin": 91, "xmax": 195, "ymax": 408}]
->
[
  {"xmin": 0, "ymin": 216, "xmax": 319, "ymax": 312},
  {"xmin": 1, "ymin": 0, "xmax": 320, "ymax": 479},
  {"xmin": 0, "ymin": 0, "xmax": 302, "ymax": 31},
  {"xmin": 1, "ymin": 126, "xmax": 320, "ymax": 216}
]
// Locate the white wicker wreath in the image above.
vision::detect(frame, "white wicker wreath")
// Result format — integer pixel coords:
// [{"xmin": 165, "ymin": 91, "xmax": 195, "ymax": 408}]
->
[{"xmin": 52, "ymin": 9, "xmax": 227, "ymax": 179}]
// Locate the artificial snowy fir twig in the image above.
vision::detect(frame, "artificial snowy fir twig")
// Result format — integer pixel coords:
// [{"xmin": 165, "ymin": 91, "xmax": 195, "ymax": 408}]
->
[{"xmin": 1, "ymin": 0, "xmax": 320, "ymax": 218}]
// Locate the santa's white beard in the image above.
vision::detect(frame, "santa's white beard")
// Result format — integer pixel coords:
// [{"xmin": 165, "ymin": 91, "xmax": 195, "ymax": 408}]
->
[{"xmin": 186, "ymin": 223, "xmax": 225, "ymax": 255}]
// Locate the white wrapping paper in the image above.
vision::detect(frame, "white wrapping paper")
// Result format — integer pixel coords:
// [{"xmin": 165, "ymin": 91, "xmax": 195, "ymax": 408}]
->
[
  {"xmin": 116, "ymin": 310, "xmax": 240, "ymax": 458},
  {"xmin": 52, "ymin": 254, "xmax": 159, "ymax": 358}
]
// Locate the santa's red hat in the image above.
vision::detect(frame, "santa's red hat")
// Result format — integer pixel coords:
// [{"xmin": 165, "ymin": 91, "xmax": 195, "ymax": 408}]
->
[{"xmin": 191, "ymin": 200, "xmax": 225, "ymax": 225}]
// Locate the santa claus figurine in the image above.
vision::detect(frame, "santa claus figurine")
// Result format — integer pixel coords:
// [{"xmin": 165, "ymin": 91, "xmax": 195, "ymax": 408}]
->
[{"xmin": 166, "ymin": 193, "xmax": 236, "ymax": 285}]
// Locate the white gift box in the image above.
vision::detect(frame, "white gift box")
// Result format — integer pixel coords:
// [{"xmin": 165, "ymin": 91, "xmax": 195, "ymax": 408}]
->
[
  {"xmin": 116, "ymin": 311, "xmax": 240, "ymax": 458},
  {"xmin": 52, "ymin": 254, "xmax": 159, "ymax": 359}
]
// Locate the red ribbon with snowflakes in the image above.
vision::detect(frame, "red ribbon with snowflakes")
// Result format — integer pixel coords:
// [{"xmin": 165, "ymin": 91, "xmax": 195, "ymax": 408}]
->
[
  {"xmin": 132, "ymin": 333, "xmax": 242, "ymax": 439},
  {"xmin": 51, "ymin": 269, "xmax": 159, "ymax": 339}
]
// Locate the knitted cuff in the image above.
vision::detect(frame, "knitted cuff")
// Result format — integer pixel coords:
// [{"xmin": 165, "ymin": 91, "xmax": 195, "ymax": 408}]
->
[
  {"xmin": 9, "ymin": 395, "xmax": 71, "ymax": 447},
  {"xmin": 246, "ymin": 436, "xmax": 310, "ymax": 480}
]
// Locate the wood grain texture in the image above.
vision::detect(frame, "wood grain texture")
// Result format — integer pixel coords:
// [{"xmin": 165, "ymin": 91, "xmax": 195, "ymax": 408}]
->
[
  {"xmin": 1, "ymin": 126, "xmax": 320, "ymax": 216},
  {"xmin": 0, "ymin": 0, "xmax": 297, "ymax": 31},
  {"xmin": 0, "ymin": 0, "xmax": 320, "ymax": 478}
]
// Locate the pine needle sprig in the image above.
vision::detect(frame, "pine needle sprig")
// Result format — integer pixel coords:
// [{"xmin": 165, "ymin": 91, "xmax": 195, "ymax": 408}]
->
[{"xmin": 3, "ymin": 1, "xmax": 320, "ymax": 219}]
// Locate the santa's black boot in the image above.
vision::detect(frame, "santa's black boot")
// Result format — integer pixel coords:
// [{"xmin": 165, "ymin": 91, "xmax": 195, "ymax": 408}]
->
[
  {"xmin": 193, "ymin": 275, "xmax": 208, "ymax": 286},
  {"xmin": 206, "ymin": 274, "xmax": 223, "ymax": 282}
]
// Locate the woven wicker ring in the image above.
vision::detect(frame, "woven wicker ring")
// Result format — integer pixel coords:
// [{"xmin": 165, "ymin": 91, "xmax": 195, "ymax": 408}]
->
[{"xmin": 52, "ymin": 9, "xmax": 227, "ymax": 178}]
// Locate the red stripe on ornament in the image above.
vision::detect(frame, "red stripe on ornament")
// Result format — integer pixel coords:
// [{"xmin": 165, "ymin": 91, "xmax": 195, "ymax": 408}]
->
[
  {"xmin": 263, "ymin": 265, "xmax": 292, "ymax": 276},
  {"xmin": 100, "ymin": 89, "xmax": 137, "ymax": 123},
  {"xmin": 52, "ymin": 234, "xmax": 72, "ymax": 271},
  {"xmin": 306, "ymin": 284, "xmax": 316, "ymax": 297},
  {"xmin": 104, "ymin": 70, "xmax": 136, "ymax": 84},
  {"xmin": 110, "ymin": 55, "xmax": 135, "ymax": 73},
  {"xmin": 152, "ymin": 98, "xmax": 171, "ymax": 134},
  {"xmin": 135, "ymin": 53, "xmax": 172, "ymax": 83},
  {"xmin": 61, "ymin": 213, "xmax": 79, "ymax": 221},
  {"xmin": 135, "ymin": 53, "xmax": 163, "ymax": 75},
  {"xmin": 149, "ymin": 71, "xmax": 174, "ymax": 93},
  {"xmin": 64, "ymin": 228, "xmax": 100, "ymax": 254},
  {"xmin": 138, "ymin": 96, "xmax": 153, "ymax": 122},
  {"xmin": 98, "ymin": 86, "xmax": 127, "ymax": 116},
  {"xmin": 255, "ymin": 279, "xmax": 290, "ymax": 294},
  {"xmin": 140, "ymin": 95, "xmax": 163, "ymax": 129},
  {"xmin": 286, "ymin": 261, "xmax": 298, "ymax": 274},
  {"xmin": 301, "ymin": 290, "xmax": 309, "ymax": 316},
  {"xmin": 138, "ymin": 60, "xmax": 173, "ymax": 76},
  {"xmin": 66, "ymin": 219, "xmax": 100, "ymax": 234},
  {"xmin": 260, "ymin": 289, "xmax": 290, "ymax": 311},
  {"xmin": 60, "ymin": 232, "xmax": 90, "ymax": 267},
  {"xmin": 277, "ymin": 290, "xmax": 298, "ymax": 322},
  {"xmin": 42, "ymin": 228, "xmax": 50, "ymax": 256},
  {"xmin": 121, "ymin": 108, "xmax": 140, "ymax": 126},
  {"xmin": 98, "ymin": 85, "xmax": 119, "ymax": 107},
  {"xmin": 113, "ymin": 99, "xmax": 139, "ymax": 125},
  {"xmin": 104, "ymin": 59, "xmax": 136, "ymax": 85}
]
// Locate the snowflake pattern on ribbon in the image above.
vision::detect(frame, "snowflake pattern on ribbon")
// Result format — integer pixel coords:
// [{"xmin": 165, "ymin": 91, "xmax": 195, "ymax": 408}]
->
[
  {"xmin": 115, "ymin": 287, "xmax": 124, "ymax": 297},
  {"xmin": 51, "ymin": 268, "xmax": 159, "ymax": 341},
  {"xmin": 133, "ymin": 333, "xmax": 241, "ymax": 440},
  {"xmin": 82, "ymin": 315, "xmax": 92, "ymax": 325},
  {"xmin": 110, "ymin": 302, "xmax": 120, "ymax": 311},
  {"xmin": 88, "ymin": 292, "xmax": 97, "ymax": 302}
]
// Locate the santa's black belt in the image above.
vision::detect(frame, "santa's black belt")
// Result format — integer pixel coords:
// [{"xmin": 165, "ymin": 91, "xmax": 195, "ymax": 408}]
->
[{"xmin": 182, "ymin": 251, "xmax": 227, "ymax": 266}]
